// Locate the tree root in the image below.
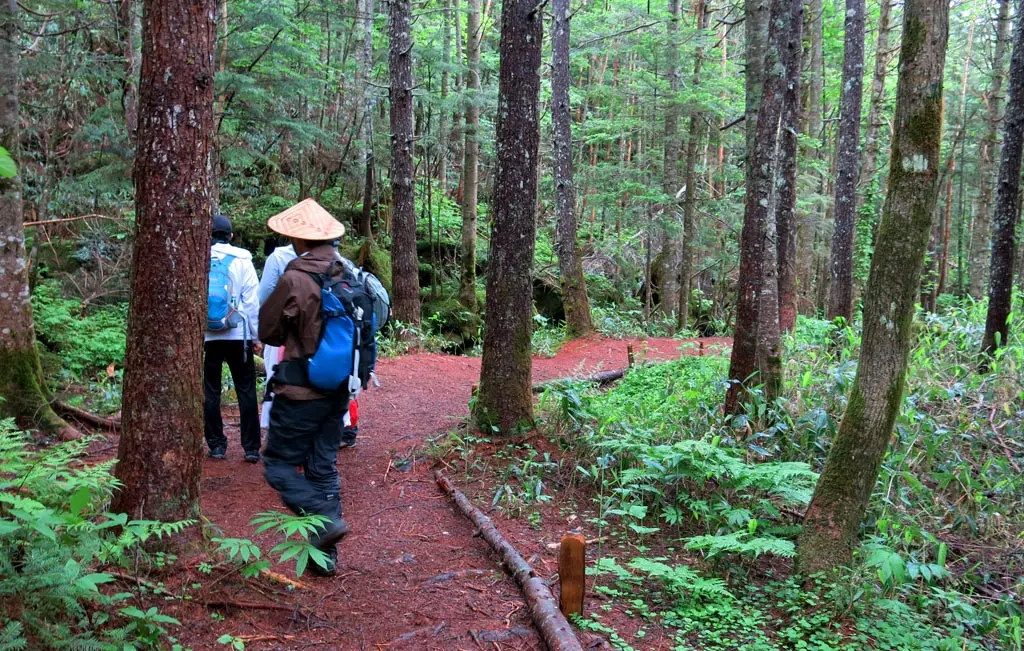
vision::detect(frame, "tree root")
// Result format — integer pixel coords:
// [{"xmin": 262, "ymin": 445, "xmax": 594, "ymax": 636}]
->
[{"xmin": 435, "ymin": 469, "xmax": 584, "ymax": 651}]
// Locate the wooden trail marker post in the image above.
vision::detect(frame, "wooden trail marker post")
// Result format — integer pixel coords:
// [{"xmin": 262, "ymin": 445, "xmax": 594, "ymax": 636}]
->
[{"xmin": 558, "ymin": 531, "xmax": 586, "ymax": 618}]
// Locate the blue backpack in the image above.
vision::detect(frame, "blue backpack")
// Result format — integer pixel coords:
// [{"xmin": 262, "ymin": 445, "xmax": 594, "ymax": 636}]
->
[
  {"xmin": 305, "ymin": 263, "xmax": 378, "ymax": 393},
  {"xmin": 207, "ymin": 253, "xmax": 241, "ymax": 331}
]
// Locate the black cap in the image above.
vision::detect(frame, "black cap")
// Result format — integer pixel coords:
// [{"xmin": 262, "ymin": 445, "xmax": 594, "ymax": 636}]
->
[{"xmin": 212, "ymin": 213, "xmax": 232, "ymax": 235}]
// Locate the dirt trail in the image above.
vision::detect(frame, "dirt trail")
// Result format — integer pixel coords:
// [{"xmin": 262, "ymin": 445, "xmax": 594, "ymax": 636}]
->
[{"xmin": 191, "ymin": 336, "xmax": 729, "ymax": 650}]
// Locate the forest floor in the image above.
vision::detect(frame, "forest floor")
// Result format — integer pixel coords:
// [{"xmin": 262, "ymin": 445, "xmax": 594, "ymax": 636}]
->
[{"xmin": 107, "ymin": 335, "xmax": 730, "ymax": 650}]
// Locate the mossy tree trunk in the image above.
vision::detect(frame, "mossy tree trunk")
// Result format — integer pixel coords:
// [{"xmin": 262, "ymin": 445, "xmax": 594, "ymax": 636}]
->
[
  {"xmin": 551, "ymin": 0, "xmax": 594, "ymax": 339},
  {"xmin": 981, "ymin": 0, "xmax": 1024, "ymax": 361},
  {"xmin": 827, "ymin": 0, "xmax": 866, "ymax": 323},
  {"xmin": 389, "ymin": 0, "xmax": 421, "ymax": 327},
  {"xmin": 0, "ymin": 0, "xmax": 77, "ymax": 440},
  {"xmin": 112, "ymin": 0, "xmax": 216, "ymax": 521},
  {"xmin": 797, "ymin": 0, "xmax": 948, "ymax": 574},
  {"xmin": 459, "ymin": 0, "xmax": 481, "ymax": 311},
  {"xmin": 970, "ymin": 0, "xmax": 1012, "ymax": 300},
  {"xmin": 472, "ymin": 0, "xmax": 541, "ymax": 433}
]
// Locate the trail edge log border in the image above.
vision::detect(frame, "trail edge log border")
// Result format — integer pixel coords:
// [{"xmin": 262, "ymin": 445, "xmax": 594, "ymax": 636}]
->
[{"xmin": 434, "ymin": 470, "xmax": 585, "ymax": 651}]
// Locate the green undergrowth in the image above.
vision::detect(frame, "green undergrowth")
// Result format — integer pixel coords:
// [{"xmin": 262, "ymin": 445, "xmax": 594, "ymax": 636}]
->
[
  {"xmin": 0, "ymin": 419, "xmax": 337, "ymax": 650},
  {"xmin": 528, "ymin": 300, "xmax": 1022, "ymax": 650}
]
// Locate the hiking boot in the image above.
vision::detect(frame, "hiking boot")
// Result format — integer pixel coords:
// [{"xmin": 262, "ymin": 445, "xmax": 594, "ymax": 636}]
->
[
  {"xmin": 309, "ymin": 519, "xmax": 350, "ymax": 551},
  {"xmin": 208, "ymin": 447, "xmax": 226, "ymax": 460},
  {"xmin": 244, "ymin": 451, "xmax": 260, "ymax": 464},
  {"xmin": 309, "ymin": 547, "xmax": 337, "ymax": 577}
]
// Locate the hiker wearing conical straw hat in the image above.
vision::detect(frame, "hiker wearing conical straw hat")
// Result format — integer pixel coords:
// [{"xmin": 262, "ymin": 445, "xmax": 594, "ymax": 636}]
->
[{"xmin": 258, "ymin": 199, "xmax": 352, "ymax": 577}]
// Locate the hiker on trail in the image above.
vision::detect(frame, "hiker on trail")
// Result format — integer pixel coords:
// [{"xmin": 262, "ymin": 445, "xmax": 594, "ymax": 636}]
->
[
  {"xmin": 259, "ymin": 242, "xmax": 362, "ymax": 448},
  {"xmin": 259, "ymin": 199, "xmax": 370, "ymax": 577},
  {"xmin": 204, "ymin": 213, "xmax": 262, "ymax": 463}
]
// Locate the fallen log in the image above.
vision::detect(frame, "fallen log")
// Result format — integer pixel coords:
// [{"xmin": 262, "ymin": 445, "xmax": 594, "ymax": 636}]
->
[
  {"xmin": 54, "ymin": 401, "xmax": 121, "ymax": 430},
  {"xmin": 531, "ymin": 368, "xmax": 626, "ymax": 394},
  {"xmin": 435, "ymin": 470, "xmax": 583, "ymax": 651}
]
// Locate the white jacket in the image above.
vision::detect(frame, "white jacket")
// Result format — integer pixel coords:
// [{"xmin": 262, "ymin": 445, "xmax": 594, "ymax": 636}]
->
[
  {"xmin": 257, "ymin": 244, "xmax": 356, "ymax": 305},
  {"xmin": 205, "ymin": 242, "xmax": 260, "ymax": 343}
]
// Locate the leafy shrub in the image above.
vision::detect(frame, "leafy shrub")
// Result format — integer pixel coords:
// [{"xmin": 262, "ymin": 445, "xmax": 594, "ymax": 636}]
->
[
  {"xmin": 0, "ymin": 419, "xmax": 190, "ymax": 649},
  {"xmin": 31, "ymin": 280, "xmax": 127, "ymax": 378}
]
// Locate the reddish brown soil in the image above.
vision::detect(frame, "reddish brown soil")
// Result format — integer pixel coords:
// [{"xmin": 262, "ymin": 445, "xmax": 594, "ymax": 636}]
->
[{"xmin": 143, "ymin": 335, "xmax": 729, "ymax": 650}]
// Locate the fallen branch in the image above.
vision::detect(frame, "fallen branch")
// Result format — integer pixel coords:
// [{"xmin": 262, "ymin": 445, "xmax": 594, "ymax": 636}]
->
[
  {"xmin": 23, "ymin": 213, "xmax": 119, "ymax": 227},
  {"xmin": 532, "ymin": 369, "xmax": 626, "ymax": 394},
  {"xmin": 435, "ymin": 470, "xmax": 583, "ymax": 651},
  {"xmin": 54, "ymin": 401, "xmax": 120, "ymax": 430},
  {"xmin": 203, "ymin": 599, "xmax": 300, "ymax": 613}
]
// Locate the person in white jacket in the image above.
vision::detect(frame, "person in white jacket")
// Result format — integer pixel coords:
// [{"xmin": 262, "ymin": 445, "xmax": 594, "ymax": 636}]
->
[
  {"xmin": 258, "ymin": 242, "xmax": 360, "ymax": 448},
  {"xmin": 205, "ymin": 214, "xmax": 262, "ymax": 462}
]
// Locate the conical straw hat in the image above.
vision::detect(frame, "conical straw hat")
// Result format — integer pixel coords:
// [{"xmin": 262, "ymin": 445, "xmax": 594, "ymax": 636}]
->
[{"xmin": 267, "ymin": 198, "xmax": 346, "ymax": 241}]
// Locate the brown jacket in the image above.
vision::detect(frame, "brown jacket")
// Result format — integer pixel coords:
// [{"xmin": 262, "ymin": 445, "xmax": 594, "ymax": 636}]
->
[{"xmin": 259, "ymin": 244, "xmax": 342, "ymax": 401}]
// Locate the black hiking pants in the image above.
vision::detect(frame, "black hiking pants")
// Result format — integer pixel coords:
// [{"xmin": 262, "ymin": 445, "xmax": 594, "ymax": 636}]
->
[
  {"xmin": 263, "ymin": 395, "xmax": 347, "ymax": 525},
  {"xmin": 203, "ymin": 339, "xmax": 261, "ymax": 455}
]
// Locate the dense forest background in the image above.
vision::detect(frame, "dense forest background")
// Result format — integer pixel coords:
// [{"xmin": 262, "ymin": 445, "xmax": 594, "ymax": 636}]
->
[{"xmin": 1, "ymin": 0, "xmax": 1022, "ymax": 648}]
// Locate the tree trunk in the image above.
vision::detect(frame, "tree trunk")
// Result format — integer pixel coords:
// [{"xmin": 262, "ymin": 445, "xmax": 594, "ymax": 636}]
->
[
  {"xmin": 745, "ymin": 0, "xmax": 770, "ymax": 166},
  {"xmin": 358, "ymin": 0, "xmax": 375, "ymax": 239},
  {"xmin": 680, "ymin": 0, "xmax": 709, "ymax": 333},
  {"xmin": 970, "ymin": 0, "xmax": 1013, "ymax": 299},
  {"xmin": 117, "ymin": 0, "xmax": 141, "ymax": 144},
  {"xmin": 552, "ymin": 0, "xmax": 593, "ymax": 338},
  {"xmin": 826, "ymin": 0, "xmax": 866, "ymax": 323},
  {"xmin": 0, "ymin": 0, "xmax": 77, "ymax": 439},
  {"xmin": 439, "ymin": 0, "xmax": 452, "ymax": 194},
  {"xmin": 981, "ymin": 0, "xmax": 1024, "ymax": 360},
  {"xmin": 758, "ymin": 0, "xmax": 803, "ymax": 404},
  {"xmin": 857, "ymin": 0, "xmax": 892, "ymax": 202},
  {"xmin": 472, "ymin": 0, "xmax": 542, "ymax": 433},
  {"xmin": 725, "ymin": 0, "xmax": 793, "ymax": 414},
  {"xmin": 459, "ymin": 0, "xmax": 482, "ymax": 311},
  {"xmin": 112, "ymin": 0, "xmax": 216, "ymax": 521},
  {"xmin": 796, "ymin": 0, "xmax": 824, "ymax": 313},
  {"xmin": 797, "ymin": 0, "xmax": 948, "ymax": 573},
  {"xmin": 659, "ymin": 0, "xmax": 684, "ymax": 321},
  {"xmin": 389, "ymin": 0, "xmax": 421, "ymax": 327},
  {"xmin": 776, "ymin": 0, "xmax": 803, "ymax": 333}
]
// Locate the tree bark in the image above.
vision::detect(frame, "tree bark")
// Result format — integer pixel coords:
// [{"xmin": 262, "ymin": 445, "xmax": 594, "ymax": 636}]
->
[
  {"xmin": 797, "ymin": 0, "xmax": 948, "ymax": 573},
  {"xmin": 726, "ymin": 0, "xmax": 794, "ymax": 413},
  {"xmin": 857, "ymin": 0, "xmax": 892, "ymax": 203},
  {"xmin": 389, "ymin": 0, "xmax": 421, "ymax": 327},
  {"xmin": 680, "ymin": 0, "xmax": 709, "ymax": 333},
  {"xmin": 0, "ymin": 0, "xmax": 77, "ymax": 439},
  {"xmin": 981, "ymin": 0, "xmax": 1024, "ymax": 360},
  {"xmin": 796, "ymin": 0, "xmax": 824, "ymax": 313},
  {"xmin": 472, "ymin": 0, "xmax": 542, "ymax": 433},
  {"xmin": 117, "ymin": 0, "xmax": 141, "ymax": 144},
  {"xmin": 552, "ymin": 0, "xmax": 593, "ymax": 338},
  {"xmin": 758, "ymin": 0, "xmax": 803, "ymax": 404},
  {"xmin": 459, "ymin": 0, "xmax": 482, "ymax": 311},
  {"xmin": 659, "ymin": 0, "xmax": 684, "ymax": 321},
  {"xmin": 970, "ymin": 0, "xmax": 1013, "ymax": 299},
  {"xmin": 776, "ymin": 0, "xmax": 803, "ymax": 333},
  {"xmin": 358, "ymin": 0, "xmax": 376, "ymax": 239},
  {"xmin": 439, "ymin": 0, "xmax": 452, "ymax": 194},
  {"xmin": 826, "ymin": 0, "xmax": 866, "ymax": 323},
  {"xmin": 112, "ymin": 0, "xmax": 216, "ymax": 521}
]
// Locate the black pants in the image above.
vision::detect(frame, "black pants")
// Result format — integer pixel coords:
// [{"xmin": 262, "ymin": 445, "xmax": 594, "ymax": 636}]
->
[
  {"xmin": 263, "ymin": 395, "xmax": 347, "ymax": 522},
  {"xmin": 204, "ymin": 339, "xmax": 261, "ymax": 454}
]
